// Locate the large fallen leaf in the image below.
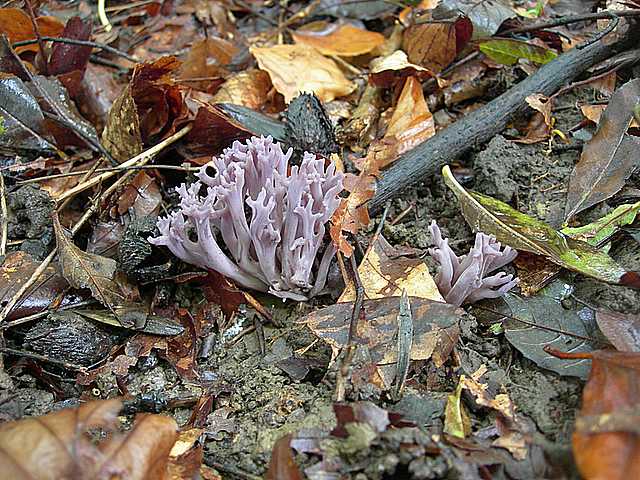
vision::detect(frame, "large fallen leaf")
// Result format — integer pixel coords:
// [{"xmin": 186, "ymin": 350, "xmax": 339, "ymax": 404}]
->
[
  {"xmin": 292, "ymin": 22, "xmax": 385, "ymax": 57},
  {"xmin": 479, "ymin": 39, "xmax": 557, "ymax": 66},
  {"xmin": 250, "ymin": 44, "xmax": 355, "ymax": 103},
  {"xmin": 442, "ymin": 165, "xmax": 634, "ymax": 285},
  {"xmin": 101, "ymin": 85, "xmax": 143, "ymax": 162},
  {"xmin": 0, "ymin": 74, "xmax": 56, "ymax": 153},
  {"xmin": 402, "ymin": 22, "xmax": 458, "ymax": 73},
  {"xmin": 303, "ymin": 297, "xmax": 462, "ymax": 389},
  {"xmin": 360, "ymin": 76, "xmax": 435, "ymax": 170},
  {"xmin": 53, "ymin": 214, "xmax": 146, "ymax": 327},
  {"xmin": 548, "ymin": 349, "xmax": 640, "ymax": 479},
  {"xmin": 179, "ymin": 37, "xmax": 237, "ymax": 92},
  {"xmin": 502, "ymin": 280, "xmax": 599, "ymax": 379},
  {"xmin": 0, "ymin": 398, "xmax": 179, "ymax": 479},
  {"xmin": 565, "ymin": 78, "xmax": 640, "ymax": 221},
  {"xmin": 434, "ymin": 0, "xmax": 514, "ymax": 38},
  {"xmin": 596, "ymin": 310, "xmax": 640, "ymax": 352},
  {"xmin": 340, "ymin": 234, "xmax": 442, "ymax": 302}
]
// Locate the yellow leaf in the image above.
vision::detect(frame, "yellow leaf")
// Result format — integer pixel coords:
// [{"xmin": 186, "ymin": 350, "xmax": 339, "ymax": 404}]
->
[{"xmin": 250, "ymin": 44, "xmax": 356, "ymax": 103}]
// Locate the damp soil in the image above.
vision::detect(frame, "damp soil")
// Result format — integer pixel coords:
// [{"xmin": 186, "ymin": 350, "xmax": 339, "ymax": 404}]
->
[{"xmin": 2, "ymin": 89, "xmax": 638, "ymax": 478}]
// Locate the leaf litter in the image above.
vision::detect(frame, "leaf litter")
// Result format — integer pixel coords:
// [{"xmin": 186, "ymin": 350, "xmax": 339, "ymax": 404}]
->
[{"xmin": 0, "ymin": 1, "xmax": 640, "ymax": 479}]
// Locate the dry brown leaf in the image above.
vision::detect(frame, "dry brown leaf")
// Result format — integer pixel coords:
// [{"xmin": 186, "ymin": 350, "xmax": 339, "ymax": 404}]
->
[
  {"xmin": 116, "ymin": 171, "xmax": 162, "ymax": 218},
  {"xmin": 596, "ymin": 310, "xmax": 640, "ymax": 352},
  {"xmin": 179, "ymin": 37, "xmax": 237, "ymax": 92},
  {"xmin": 292, "ymin": 22, "xmax": 385, "ymax": 57},
  {"xmin": 360, "ymin": 76, "xmax": 435, "ymax": 170},
  {"xmin": 0, "ymin": 399, "xmax": 179, "ymax": 480},
  {"xmin": 369, "ymin": 50, "xmax": 432, "ymax": 88},
  {"xmin": 525, "ymin": 93, "xmax": 552, "ymax": 129},
  {"xmin": 0, "ymin": 8, "xmax": 64, "ymax": 54},
  {"xmin": 330, "ymin": 170, "xmax": 376, "ymax": 257},
  {"xmin": 250, "ymin": 44, "xmax": 356, "ymax": 103},
  {"xmin": 211, "ymin": 69, "xmax": 272, "ymax": 109},
  {"xmin": 340, "ymin": 234, "xmax": 442, "ymax": 302},
  {"xmin": 403, "ymin": 23, "xmax": 457, "ymax": 73},
  {"xmin": 581, "ymin": 104, "xmax": 640, "ymax": 127},
  {"xmin": 102, "ymin": 85, "xmax": 143, "ymax": 163},
  {"xmin": 303, "ymin": 297, "xmax": 461, "ymax": 389}
]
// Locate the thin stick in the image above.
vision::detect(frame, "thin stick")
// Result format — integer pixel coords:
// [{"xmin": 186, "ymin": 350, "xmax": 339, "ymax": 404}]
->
[
  {"xmin": 56, "ymin": 125, "xmax": 192, "ymax": 204},
  {"xmin": 98, "ymin": 0, "xmax": 113, "ymax": 32},
  {"xmin": 16, "ymin": 164, "xmax": 198, "ymax": 186},
  {"xmin": 23, "ymin": 0, "xmax": 48, "ymax": 75},
  {"xmin": 501, "ymin": 9, "xmax": 640, "ymax": 35},
  {"xmin": 0, "ymin": 126, "xmax": 191, "ymax": 323},
  {"xmin": 0, "ymin": 173, "xmax": 7, "ymax": 256},
  {"xmin": 12, "ymin": 37, "xmax": 139, "ymax": 63}
]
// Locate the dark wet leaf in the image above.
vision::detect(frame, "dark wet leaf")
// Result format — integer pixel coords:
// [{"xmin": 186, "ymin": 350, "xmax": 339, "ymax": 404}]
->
[
  {"xmin": 479, "ymin": 39, "xmax": 557, "ymax": 66},
  {"xmin": 596, "ymin": 310, "xmax": 640, "ymax": 352},
  {"xmin": 0, "ymin": 251, "xmax": 72, "ymax": 321},
  {"xmin": 565, "ymin": 79, "xmax": 640, "ymax": 221},
  {"xmin": 304, "ymin": 296, "xmax": 462, "ymax": 390},
  {"xmin": 265, "ymin": 434, "xmax": 304, "ymax": 480},
  {"xmin": 434, "ymin": 0, "xmax": 514, "ymax": 38},
  {"xmin": 0, "ymin": 74, "xmax": 56, "ymax": 153},
  {"xmin": 443, "ymin": 165, "xmax": 630, "ymax": 284},
  {"xmin": 49, "ymin": 17, "xmax": 92, "ymax": 76},
  {"xmin": 101, "ymin": 85, "xmax": 143, "ymax": 162},
  {"xmin": 75, "ymin": 309, "xmax": 184, "ymax": 336},
  {"xmin": 218, "ymin": 103, "xmax": 286, "ymax": 140},
  {"xmin": 503, "ymin": 281, "xmax": 599, "ymax": 379},
  {"xmin": 184, "ymin": 104, "xmax": 253, "ymax": 157}
]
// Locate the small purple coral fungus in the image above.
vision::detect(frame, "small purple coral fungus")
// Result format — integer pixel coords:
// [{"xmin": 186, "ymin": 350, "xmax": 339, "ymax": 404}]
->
[
  {"xmin": 428, "ymin": 221, "xmax": 518, "ymax": 306},
  {"xmin": 150, "ymin": 136, "xmax": 344, "ymax": 301}
]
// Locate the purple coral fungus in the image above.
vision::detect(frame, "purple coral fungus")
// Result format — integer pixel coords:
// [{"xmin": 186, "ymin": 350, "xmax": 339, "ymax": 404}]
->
[
  {"xmin": 150, "ymin": 136, "xmax": 344, "ymax": 301},
  {"xmin": 428, "ymin": 221, "xmax": 518, "ymax": 306}
]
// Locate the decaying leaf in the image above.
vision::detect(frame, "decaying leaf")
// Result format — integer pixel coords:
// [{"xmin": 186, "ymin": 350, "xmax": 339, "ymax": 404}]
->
[
  {"xmin": 565, "ymin": 79, "xmax": 640, "ymax": 221},
  {"xmin": 0, "ymin": 398, "xmax": 179, "ymax": 479},
  {"xmin": 250, "ymin": 44, "xmax": 355, "ymax": 103},
  {"xmin": 329, "ymin": 170, "xmax": 376, "ymax": 257},
  {"xmin": 292, "ymin": 22, "xmax": 385, "ymax": 57},
  {"xmin": 53, "ymin": 214, "xmax": 146, "ymax": 327},
  {"xmin": 211, "ymin": 69, "xmax": 272, "ymax": 110},
  {"xmin": 548, "ymin": 349, "xmax": 640, "ymax": 479},
  {"xmin": 340, "ymin": 234, "xmax": 442, "ymax": 302},
  {"xmin": 403, "ymin": 22, "xmax": 457, "ymax": 73},
  {"xmin": 581, "ymin": 104, "xmax": 640, "ymax": 127},
  {"xmin": 101, "ymin": 85, "xmax": 143, "ymax": 163},
  {"xmin": 265, "ymin": 434, "xmax": 304, "ymax": 480},
  {"xmin": 596, "ymin": 310, "xmax": 640, "ymax": 352},
  {"xmin": 479, "ymin": 39, "xmax": 557, "ymax": 66},
  {"xmin": 442, "ymin": 165, "xmax": 633, "ymax": 285},
  {"xmin": 561, "ymin": 202, "xmax": 640, "ymax": 247},
  {"xmin": 444, "ymin": 379, "xmax": 471, "ymax": 438},
  {"xmin": 360, "ymin": 76, "xmax": 435, "ymax": 170},
  {"xmin": 503, "ymin": 281, "xmax": 599, "ymax": 379},
  {"xmin": 303, "ymin": 297, "xmax": 462, "ymax": 389}
]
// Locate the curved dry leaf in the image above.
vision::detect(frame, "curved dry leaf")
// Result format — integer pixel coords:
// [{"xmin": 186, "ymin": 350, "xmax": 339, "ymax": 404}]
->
[
  {"xmin": 0, "ymin": 399, "xmax": 179, "ymax": 480},
  {"xmin": 101, "ymin": 84, "xmax": 143, "ymax": 163},
  {"xmin": 403, "ymin": 23, "xmax": 457, "ymax": 73},
  {"xmin": 250, "ymin": 44, "xmax": 355, "ymax": 103},
  {"xmin": 565, "ymin": 78, "xmax": 640, "ymax": 221},
  {"xmin": 442, "ymin": 165, "xmax": 630, "ymax": 285},
  {"xmin": 369, "ymin": 50, "xmax": 432, "ymax": 88},
  {"xmin": 292, "ymin": 22, "xmax": 385, "ymax": 57},
  {"xmin": 360, "ymin": 76, "xmax": 435, "ymax": 170}
]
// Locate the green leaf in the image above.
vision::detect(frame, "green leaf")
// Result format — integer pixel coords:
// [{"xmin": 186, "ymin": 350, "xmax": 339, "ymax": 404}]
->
[
  {"xmin": 561, "ymin": 202, "xmax": 640, "ymax": 246},
  {"xmin": 442, "ymin": 165, "xmax": 628, "ymax": 284},
  {"xmin": 479, "ymin": 39, "xmax": 557, "ymax": 65}
]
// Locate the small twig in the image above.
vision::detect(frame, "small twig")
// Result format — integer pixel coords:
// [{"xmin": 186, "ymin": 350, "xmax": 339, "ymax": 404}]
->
[
  {"xmin": 0, "ymin": 299, "xmax": 97, "ymax": 331},
  {"xmin": 501, "ymin": 9, "xmax": 640, "ymax": 35},
  {"xmin": 23, "ymin": 0, "xmax": 49, "ymax": 75},
  {"xmin": 16, "ymin": 164, "xmax": 198, "ymax": 186},
  {"xmin": 98, "ymin": 0, "xmax": 113, "ymax": 32},
  {"xmin": 56, "ymin": 125, "xmax": 192, "ymax": 204},
  {"xmin": 0, "ymin": 173, "xmax": 7, "ymax": 256},
  {"xmin": 12, "ymin": 37, "xmax": 139, "ymax": 64},
  {"xmin": 0, "ymin": 347, "xmax": 86, "ymax": 371},
  {"xmin": 577, "ymin": 13, "xmax": 619, "ymax": 50}
]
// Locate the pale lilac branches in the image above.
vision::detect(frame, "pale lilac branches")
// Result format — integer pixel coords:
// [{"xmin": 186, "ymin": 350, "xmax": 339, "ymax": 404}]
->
[
  {"xmin": 428, "ymin": 221, "xmax": 519, "ymax": 306},
  {"xmin": 150, "ymin": 136, "xmax": 344, "ymax": 301}
]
